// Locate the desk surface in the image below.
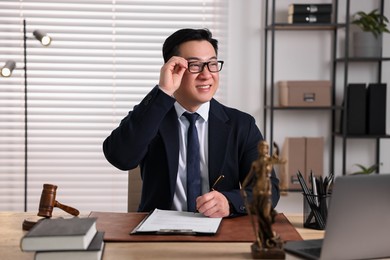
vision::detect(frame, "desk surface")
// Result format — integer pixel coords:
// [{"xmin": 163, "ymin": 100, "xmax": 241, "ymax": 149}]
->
[{"xmin": 1, "ymin": 211, "xmax": 324, "ymax": 260}]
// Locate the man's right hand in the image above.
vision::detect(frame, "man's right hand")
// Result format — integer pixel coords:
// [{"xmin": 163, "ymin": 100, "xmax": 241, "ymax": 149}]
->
[{"xmin": 158, "ymin": 56, "xmax": 188, "ymax": 96}]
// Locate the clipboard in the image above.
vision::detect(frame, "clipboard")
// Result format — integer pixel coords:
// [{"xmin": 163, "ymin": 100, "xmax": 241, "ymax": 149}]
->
[{"xmin": 130, "ymin": 209, "xmax": 222, "ymax": 236}]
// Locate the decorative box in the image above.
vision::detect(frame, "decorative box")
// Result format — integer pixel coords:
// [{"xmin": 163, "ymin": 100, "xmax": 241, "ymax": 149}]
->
[{"xmin": 278, "ymin": 80, "xmax": 331, "ymax": 107}]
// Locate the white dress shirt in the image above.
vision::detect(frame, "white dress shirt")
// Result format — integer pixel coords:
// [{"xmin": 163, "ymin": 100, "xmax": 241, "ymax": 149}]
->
[{"xmin": 171, "ymin": 102, "xmax": 210, "ymax": 211}]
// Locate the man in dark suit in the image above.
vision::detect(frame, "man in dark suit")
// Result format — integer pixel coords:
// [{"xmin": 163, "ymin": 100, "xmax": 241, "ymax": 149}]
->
[{"xmin": 103, "ymin": 28, "xmax": 280, "ymax": 218}]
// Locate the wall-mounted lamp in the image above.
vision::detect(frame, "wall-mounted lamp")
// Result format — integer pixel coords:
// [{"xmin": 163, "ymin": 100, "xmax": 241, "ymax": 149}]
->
[
  {"xmin": 1, "ymin": 60, "xmax": 16, "ymax": 77},
  {"xmin": 33, "ymin": 30, "xmax": 52, "ymax": 46},
  {"xmin": 0, "ymin": 19, "xmax": 52, "ymax": 212}
]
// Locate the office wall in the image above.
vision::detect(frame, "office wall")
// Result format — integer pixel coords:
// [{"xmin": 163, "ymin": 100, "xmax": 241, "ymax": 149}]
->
[
  {"xmin": 227, "ymin": 0, "xmax": 390, "ymax": 176},
  {"xmin": 0, "ymin": 1, "xmax": 229, "ymax": 212},
  {"xmin": 1, "ymin": 0, "xmax": 388, "ymax": 212}
]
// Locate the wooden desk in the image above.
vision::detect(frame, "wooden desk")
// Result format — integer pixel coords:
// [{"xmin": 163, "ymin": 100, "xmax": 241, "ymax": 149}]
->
[{"xmin": 1, "ymin": 212, "xmax": 324, "ymax": 259}]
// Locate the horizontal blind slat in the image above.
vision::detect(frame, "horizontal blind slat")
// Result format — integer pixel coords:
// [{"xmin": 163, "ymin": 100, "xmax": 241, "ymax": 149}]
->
[{"xmin": 0, "ymin": 0, "xmax": 228, "ymax": 212}]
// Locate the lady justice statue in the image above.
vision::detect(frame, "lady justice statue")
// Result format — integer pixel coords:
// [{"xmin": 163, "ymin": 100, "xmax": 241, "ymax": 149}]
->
[{"xmin": 241, "ymin": 141, "xmax": 285, "ymax": 259}]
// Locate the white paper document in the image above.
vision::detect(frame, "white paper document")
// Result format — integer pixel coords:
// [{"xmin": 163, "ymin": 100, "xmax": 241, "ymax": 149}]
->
[{"xmin": 131, "ymin": 209, "xmax": 222, "ymax": 235}]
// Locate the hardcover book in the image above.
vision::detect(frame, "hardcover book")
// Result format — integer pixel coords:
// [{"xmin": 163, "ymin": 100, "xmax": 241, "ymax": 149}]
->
[
  {"xmin": 20, "ymin": 217, "xmax": 97, "ymax": 251},
  {"xmin": 34, "ymin": 231, "xmax": 105, "ymax": 260},
  {"xmin": 288, "ymin": 4, "xmax": 332, "ymax": 14}
]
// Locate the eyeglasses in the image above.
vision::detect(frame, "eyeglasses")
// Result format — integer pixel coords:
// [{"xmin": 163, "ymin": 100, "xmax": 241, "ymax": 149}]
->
[{"xmin": 187, "ymin": 60, "xmax": 224, "ymax": 74}]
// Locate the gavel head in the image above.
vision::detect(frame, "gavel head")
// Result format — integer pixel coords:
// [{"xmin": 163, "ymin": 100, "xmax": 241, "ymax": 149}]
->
[{"xmin": 38, "ymin": 184, "xmax": 58, "ymax": 218}]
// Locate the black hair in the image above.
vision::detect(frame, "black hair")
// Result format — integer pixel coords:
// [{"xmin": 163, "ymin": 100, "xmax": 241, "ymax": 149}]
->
[{"xmin": 162, "ymin": 28, "xmax": 218, "ymax": 63}]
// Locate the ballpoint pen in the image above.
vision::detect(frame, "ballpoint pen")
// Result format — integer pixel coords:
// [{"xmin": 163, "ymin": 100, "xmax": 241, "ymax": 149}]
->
[
  {"xmin": 211, "ymin": 174, "xmax": 225, "ymax": 191},
  {"xmin": 194, "ymin": 175, "xmax": 225, "ymax": 213},
  {"xmin": 195, "ymin": 174, "xmax": 224, "ymax": 213},
  {"xmin": 311, "ymin": 172, "xmax": 319, "ymax": 207}
]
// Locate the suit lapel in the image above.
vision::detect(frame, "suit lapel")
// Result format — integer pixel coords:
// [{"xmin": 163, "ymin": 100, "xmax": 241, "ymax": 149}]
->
[
  {"xmin": 160, "ymin": 108, "xmax": 180, "ymax": 198},
  {"xmin": 208, "ymin": 100, "xmax": 231, "ymax": 187}
]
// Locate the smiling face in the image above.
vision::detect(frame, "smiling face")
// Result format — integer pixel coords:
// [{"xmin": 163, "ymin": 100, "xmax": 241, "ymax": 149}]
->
[{"xmin": 174, "ymin": 40, "xmax": 220, "ymax": 112}]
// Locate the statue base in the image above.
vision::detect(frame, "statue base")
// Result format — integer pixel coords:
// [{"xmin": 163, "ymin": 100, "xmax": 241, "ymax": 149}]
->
[{"xmin": 250, "ymin": 243, "xmax": 285, "ymax": 259}]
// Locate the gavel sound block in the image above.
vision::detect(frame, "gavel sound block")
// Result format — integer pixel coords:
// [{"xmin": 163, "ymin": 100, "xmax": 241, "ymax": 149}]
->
[{"xmin": 22, "ymin": 183, "xmax": 80, "ymax": 230}]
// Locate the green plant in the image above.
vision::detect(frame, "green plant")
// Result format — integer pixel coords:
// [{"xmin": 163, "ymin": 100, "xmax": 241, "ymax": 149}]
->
[
  {"xmin": 352, "ymin": 9, "xmax": 390, "ymax": 38},
  {"xmin": 351, "ymin": 163, "xmax": 379, "ymax": 175}
]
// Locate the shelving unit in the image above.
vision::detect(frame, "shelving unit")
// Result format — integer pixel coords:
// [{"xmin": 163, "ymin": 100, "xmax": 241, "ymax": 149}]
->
[
  {"xmin": 335, "ymin": 0, "xmax": 390, "ymax": 175},
  {"xmin": 263, "ymin": 0, "xmax": 388, "ymax": 179},
  {"xmin": 263, "ymin": 0, "xmax": 340, "ymax": 184}
]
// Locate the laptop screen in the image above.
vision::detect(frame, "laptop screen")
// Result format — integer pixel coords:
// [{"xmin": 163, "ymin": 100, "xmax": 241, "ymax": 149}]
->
[{"xmin": 285, "ymin": 174, "xmax": 390, "ymax": 260}]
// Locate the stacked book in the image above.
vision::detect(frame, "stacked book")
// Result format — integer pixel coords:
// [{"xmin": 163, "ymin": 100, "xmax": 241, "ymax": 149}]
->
[
  {"xmin": 288, "ymin": 3, "xmax": 332, "ymax": 24},
  {"xmin": 20, "ymin": 217, "xmax": 104, "ymax": 260}
]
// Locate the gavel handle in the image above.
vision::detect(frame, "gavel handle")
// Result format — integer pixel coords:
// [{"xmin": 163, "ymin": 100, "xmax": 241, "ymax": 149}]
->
[{"xmin": 54, "ymin": 201, "xmax": 80, "ymax": 216}]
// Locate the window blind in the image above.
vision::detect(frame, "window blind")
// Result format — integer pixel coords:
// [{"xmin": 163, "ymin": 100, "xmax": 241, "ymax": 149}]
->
[{"xmin": 0, "ymin": 0, "xmax": 228, "ymax": 212}]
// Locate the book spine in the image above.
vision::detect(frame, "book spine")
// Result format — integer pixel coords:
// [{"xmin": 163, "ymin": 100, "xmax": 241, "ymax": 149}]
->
[
  {"xmin": 288, "ymin": 14, "xmax": 332, "ymax": 24},
  {"xmin": 288, "ymin": 4, "xmax": 332, "ymax": 14}
]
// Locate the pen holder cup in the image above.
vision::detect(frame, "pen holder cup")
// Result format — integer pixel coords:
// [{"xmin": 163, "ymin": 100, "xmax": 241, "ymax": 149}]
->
[{"xmin": 303, "ymin": 193, "xmax": 330, "ymax": 230}]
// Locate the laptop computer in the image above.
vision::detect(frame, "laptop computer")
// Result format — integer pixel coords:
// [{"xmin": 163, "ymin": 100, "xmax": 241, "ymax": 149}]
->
[{"xmin": 284, "ymin": 174, "xmax": 390, "ymax": 260}]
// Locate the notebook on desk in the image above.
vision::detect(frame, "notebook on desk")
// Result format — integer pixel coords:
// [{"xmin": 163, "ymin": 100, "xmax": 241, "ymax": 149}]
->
[{"xmin": 284, "ymin": 174, "xmax": 390, "ymax": 260}]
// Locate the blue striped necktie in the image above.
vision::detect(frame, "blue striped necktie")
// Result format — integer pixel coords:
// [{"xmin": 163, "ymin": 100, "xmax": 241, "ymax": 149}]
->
[{"xmin": 183, "ymin": 112, "xmax": 201, "ymax": 212}]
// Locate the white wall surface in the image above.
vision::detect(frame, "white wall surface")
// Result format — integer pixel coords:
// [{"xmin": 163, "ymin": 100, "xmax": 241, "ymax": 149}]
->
[
  {"xmin": 1, "ymin": 0, "xmax": 388, "ymax": 213},
  {"xmin": 227, "ymin": 0, "xmax": 390, "ymax": 178}
]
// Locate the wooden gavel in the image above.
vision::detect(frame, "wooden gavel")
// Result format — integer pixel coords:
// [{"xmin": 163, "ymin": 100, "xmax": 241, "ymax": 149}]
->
[{"xmin": 38, "ymin": 183, "xmax": 80, "ymax": 218}]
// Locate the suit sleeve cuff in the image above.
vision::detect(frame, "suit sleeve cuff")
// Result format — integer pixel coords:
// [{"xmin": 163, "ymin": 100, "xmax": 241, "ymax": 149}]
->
[{"xmin": 157, "ymin": 85, "xmax": 175, "ymax": 99}]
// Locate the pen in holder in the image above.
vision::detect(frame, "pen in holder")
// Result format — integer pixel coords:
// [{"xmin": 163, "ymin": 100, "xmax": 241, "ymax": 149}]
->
[
  {"xmin": 303, "ymin": 193, "xmax": 330, "ymax": 230},
  {"xmin": 296, "ymin": 170, "xmax": 334, "ymax": 231}
]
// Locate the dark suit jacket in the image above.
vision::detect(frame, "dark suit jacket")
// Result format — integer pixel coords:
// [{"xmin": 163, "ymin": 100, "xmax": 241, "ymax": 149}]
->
[{"xmin": 103, "ymin": 86, "xmax": 280, "ymax": 215}]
